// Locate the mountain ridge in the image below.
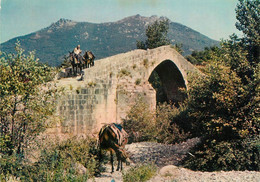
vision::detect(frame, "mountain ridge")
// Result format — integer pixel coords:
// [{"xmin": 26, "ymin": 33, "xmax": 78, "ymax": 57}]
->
[{"xmin": 0, "ymin": 15, "xmax": 219, "ymax": 66}]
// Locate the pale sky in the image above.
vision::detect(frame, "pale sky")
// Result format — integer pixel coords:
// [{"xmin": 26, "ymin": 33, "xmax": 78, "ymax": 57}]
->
[{"xmin": 0, "ymin": 0, "xmax": 241, "ymax": 43}]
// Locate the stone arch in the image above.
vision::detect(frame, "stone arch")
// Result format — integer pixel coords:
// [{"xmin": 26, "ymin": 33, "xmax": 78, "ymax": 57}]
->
[
  {"xmin": 55, "ymin": 45, "xmax": 198, "ymax": 135},
  {"xmin": 148, "ymin": 59, "xmax": 187, "ymax": 105}
]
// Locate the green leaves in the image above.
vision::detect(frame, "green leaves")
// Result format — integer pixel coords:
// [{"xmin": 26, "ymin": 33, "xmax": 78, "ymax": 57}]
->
[
  {"xmin": 235, "ymin": 0, "xmax": 260, "ymax": 65},
  {"xmin": 136, "ymin": 19, "xmax": 170, "ymax": 49},
  {"xmin": 236, "ymin": 0, "xmax": 260, "ymax": 45},
  {"xmin": 0, "ymin": 42, "xmax": 59, "ymax": 155},
  {"xmin": 183, "ymin": 1, "xmax": 259, "ymax": 171}
]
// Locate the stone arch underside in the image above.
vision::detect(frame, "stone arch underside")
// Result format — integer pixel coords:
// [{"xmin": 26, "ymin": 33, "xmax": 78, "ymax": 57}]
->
[{"xmin": 148, "ymin": 59, "xmax": 187, "ymax": 105}]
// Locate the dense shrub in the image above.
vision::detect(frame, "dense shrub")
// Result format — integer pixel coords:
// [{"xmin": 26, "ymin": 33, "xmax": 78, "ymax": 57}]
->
[
  {"xmin": 122, "ymin": 97, "xmax": 156, "ymax": 143},
  {"xmin": 122, "ymin": 163, "xmax": 157, "ymax": 182},
  {"xmin": 184, "ymin": 136, "xmax": 260, "ymax": 171},
  {"xmin": 0, "ymin": 42, "xmax": 59, "ymax": 156},
  {"xmin": 182, "ymin": 48, "xmax": 259, "ymax": 171},
  {"xmin": 122, "ymin": 97, "xmax": 191, "ymax": 144},
  {"xmin": 182, "ymin": 1, "xmax": 260, "ymax": 170},
  {"xmin": 27, "ymin": 137, "xmax": 101, "ymax": 181},
  {"xmin": 0, "ymin": 137, "xmax": 103, "ymax": 181},
  {"xmin": 155, "ymin": 103, "xmax": 190, "ymax": 144}
]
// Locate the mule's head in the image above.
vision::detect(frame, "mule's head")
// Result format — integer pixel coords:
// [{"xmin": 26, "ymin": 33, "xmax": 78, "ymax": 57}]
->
[
  {"xmin": 68, "ymin": 51, "xmax": 74, "ymax": 61},
  {"xmin": 83, "ymin": 51, "xmax": 87, "ymax": 59},
  {"xmin": 118, "ymin": 148, "xmax": 131, "ymax": 166}
]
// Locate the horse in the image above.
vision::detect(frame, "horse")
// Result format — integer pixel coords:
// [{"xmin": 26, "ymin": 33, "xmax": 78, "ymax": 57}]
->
[
  {"xmin": 83, "ymin": 51, "xmax": 95, "ymax": 68},
  {"xmin": 98, "ymin": 123, "xmax": 130, "ymax": 173},
  {"xmin": 68, "ymin": 51, "xmax": 83, "ymax": 76}
]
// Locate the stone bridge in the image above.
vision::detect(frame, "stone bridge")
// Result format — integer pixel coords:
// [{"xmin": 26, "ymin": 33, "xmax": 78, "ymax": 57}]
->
[{"xmin": 53, "ymin": 45, "xmax": 197, "ymax": 136}]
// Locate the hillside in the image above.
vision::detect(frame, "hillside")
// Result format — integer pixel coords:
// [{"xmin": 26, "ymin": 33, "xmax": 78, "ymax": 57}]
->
[{"xmin": 0, "ymin": 15, "xmax": 219, "ymax": 67}]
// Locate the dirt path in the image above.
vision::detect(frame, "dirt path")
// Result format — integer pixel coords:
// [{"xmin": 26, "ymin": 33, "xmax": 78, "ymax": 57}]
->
[{"xmin": 88, "ymin": 138, "xmax": 260, "ymax": 182}]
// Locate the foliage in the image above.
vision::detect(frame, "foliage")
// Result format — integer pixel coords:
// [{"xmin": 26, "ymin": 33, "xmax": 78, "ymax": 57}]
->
[
  {"xmin": 122, "ymin": 97, "xmax": 156, "ymax": 143},
  {"xmin": 182, "ymin": 1, "xmax": 260, "ymax": 170},
  {"xmin": 122, "ymin": 163, "xmax": 157, "ymax": 182},
  {"xmin": 0, "ymin": 152, "xmax": 23, "ymax": 180},
  {"xmin": 143, "ymin": 59, "xmax": 149, "ymax": 68},
  {"xmin": 135, "ymin": 78, "xmax": 141, "ymax": 85},
  {"xmin": 1, "ymin": 137, "xmax": 102, "ymax": 181},
  {"xmin": 122, "ymin": 97, "xmax": 190, "ymax": 144},
  {"xmin": 25, "ymin": 137, "xmax": 99, "ymax": 181},
  {"xmin": 0, "ymin": 42, "xmax": 59, "ymax": 157},
  {"xmin": 60, "ymin": 55, "xmax": 71, "ymax": 68},
  {"xmin": 184, "ymin": 136, "xmax": 260, "ymax": 171},
  {"xmin": 185, "ymin": 46, "xmax": 222, "ymax": 66},
  {"xmin": 182, "ymin": 47, "xmax": 259, "ymax": 170},
  {"xmin": 236, "ymin": 0, "xmax": 260, "ymax": 64},
  {"xmin": 155, "ymin": 103, "xmax": 190, "ymax": 144},
  {"xmin": 187, "ymin": 63, "xmax": 249, "ymax": 138},
  {"xmin": 171, "ymin": 43, "xmax": 184, "ymax": 55},
  {"xmin": 117, "ymin": 69, "xmax": 132, "ymax": 78},
  {"xmin": 137, "ymin": 19, "xmax": 170, "ymax": 50}
]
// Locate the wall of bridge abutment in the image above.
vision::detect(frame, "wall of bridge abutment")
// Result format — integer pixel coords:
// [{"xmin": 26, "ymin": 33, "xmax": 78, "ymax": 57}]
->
[
  {"xmin": 52, "ymin": 45, "xmax": 197, "ymax": 136},
  {"xmin": 54, "ymin": 78, "xmax": 156, "ymax": 136}
]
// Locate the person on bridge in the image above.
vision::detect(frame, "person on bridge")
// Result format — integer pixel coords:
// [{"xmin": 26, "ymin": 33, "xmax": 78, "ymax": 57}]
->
[{"xmin": 73, "ymin": 45, "xmax": 82, "ymax": 62}]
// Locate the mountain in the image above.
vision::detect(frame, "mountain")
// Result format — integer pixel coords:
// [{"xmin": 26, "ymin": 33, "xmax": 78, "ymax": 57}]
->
[{"xmin": 0, "ymin": 15, "xmax": 219, "ymax": 67}]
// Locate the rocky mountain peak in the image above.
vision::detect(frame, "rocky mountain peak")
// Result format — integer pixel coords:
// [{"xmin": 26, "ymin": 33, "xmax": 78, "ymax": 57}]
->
[
  {"xmin": 115, "ymin": 14, "xmax": 168, "ymax": 25},
  {"xmin": 47, "ymin": 18, "xmax": 77, "ymax": 32}
]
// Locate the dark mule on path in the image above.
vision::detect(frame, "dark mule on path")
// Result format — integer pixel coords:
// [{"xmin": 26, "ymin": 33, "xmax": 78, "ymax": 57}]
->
[
  {"xmin": 98, "ymin": 123, "xmax": 130, "ymax": 173},
  {"xmin": 83, "ymin": 51, "xmax": 95, "ymax": 68},
  {"xmin": 68, "ymin": 51, "xmax": 83, "ymax": 76}
]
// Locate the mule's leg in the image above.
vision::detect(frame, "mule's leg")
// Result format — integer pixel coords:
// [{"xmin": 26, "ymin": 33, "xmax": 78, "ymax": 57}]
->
[
  {"xmin": 116, "ymin": 152, "xmax": 122, "ymax": 171},
  {"xmin": 80, "ymin": 65, "xmax": 82, "ymax": 75},
  {"xmin": 110, "ymin": 151, "xmax": 114, "ymax": 173},
  {"xmin": 73, "ymin": 65, "xmax": 76, "ymax": 76},
  {"xmin": 76, "ymin": 64, "xmax": 80, "ymax": 76},
  {"xmin": 116, "ymin": 159, "xmax": 121, "ymax": 171}
]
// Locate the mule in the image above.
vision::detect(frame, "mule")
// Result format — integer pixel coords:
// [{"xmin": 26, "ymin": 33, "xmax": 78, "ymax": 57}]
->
[
  {"xmin": 68, "ymin": 51, "xmax": 83, "ymax": 76},
  {"xmin": 83, "ymin": 51, "xmax": 95, "ymax": 68},
  {"xmin": 98, "ymin": 123, "xmax": 130, "ymax": 173}
]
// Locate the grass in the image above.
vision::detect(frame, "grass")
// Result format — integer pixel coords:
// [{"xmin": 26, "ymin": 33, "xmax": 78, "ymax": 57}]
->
[
  {"xmin": 122, "ymin": 163, "xmax": 157, "ymax": 182},
  {"xmin": 117, "ymin": 69, "xmax": 132, "ymax": 78},
  {"xmin": 135, "ymin": 78, "xmax": 142, "ymax": 85}
]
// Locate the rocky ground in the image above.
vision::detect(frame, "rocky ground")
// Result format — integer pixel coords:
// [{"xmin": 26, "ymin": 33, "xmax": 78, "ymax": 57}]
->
[{"xmin": 88, "ymin": 138, "xmax": 260, "ymax": 182}]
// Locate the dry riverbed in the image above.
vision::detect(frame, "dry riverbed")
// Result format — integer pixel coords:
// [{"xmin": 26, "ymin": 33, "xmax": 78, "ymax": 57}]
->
[{"xmin": 88, "ymin": 138, "xmax": 260, "ymax": 182}]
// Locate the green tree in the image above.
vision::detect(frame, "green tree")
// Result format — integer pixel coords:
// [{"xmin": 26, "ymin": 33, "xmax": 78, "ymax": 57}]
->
[
  {"xmin": 0, "ymin": 42, "xmax": 59, "ymax": 156},
  {"xmin": 236, "ymin": 0, "xmax": 260, "ymax": 64},
  {"xmin": 185, "ymin": 46, "xmax": 222, "ymax": 66},
  {"xmin": 137, "ymin": 19, "xmax": 170, "ymax": 49},
  {"xmin": 182, "ymin": 0, "xmax": 260, "ymax": 171},
  {"xmin": 184, "ymin": 60, "xmax": 259, "ymax": 170},
  {"xmin": 172, "ymin": 43, "xmax": 184, "ymax": 55}
]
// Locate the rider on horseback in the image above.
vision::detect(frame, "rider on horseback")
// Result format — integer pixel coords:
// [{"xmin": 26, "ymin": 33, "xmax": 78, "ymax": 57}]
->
[{"xmin": 73, "ymin": 45, "xmax": 82, "ymax": 63}]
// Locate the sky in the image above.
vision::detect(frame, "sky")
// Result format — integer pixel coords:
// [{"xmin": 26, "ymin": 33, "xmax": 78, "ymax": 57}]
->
[{"xmin": 0, "ymin": 0, "xmax": 241, "ymax": 44}]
